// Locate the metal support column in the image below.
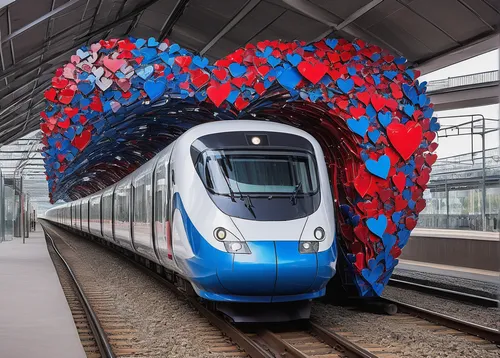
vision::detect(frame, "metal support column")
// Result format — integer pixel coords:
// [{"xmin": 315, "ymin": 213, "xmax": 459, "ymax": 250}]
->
[
  {"xmin": 445, "ymin": 181, "xmax": 449, "ymax": 229},
  {"xmin": 481, "ymin": 125, "xmax": 486, "ymax": 231}
]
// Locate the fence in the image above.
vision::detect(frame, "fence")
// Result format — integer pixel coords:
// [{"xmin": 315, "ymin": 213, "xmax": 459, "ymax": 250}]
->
[{"xmin": 427, "ymin": 70, "xmax": 499, "ymax": 92}]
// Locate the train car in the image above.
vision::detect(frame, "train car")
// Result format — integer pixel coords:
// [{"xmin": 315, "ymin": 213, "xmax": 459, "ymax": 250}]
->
[{"xmin": 44, "ymin": 120, "xmax": 337, "ymax": 322}]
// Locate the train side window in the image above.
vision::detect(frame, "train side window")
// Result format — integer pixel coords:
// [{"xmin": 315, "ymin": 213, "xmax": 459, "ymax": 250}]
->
[{"xmin": 154, "ymin": 163, "xmax": 166, "ymax": 240}]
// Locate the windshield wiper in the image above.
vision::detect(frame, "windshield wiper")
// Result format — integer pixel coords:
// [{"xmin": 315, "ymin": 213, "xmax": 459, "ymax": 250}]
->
[
  {"xmin": 290, "ymin": 181, "xmax": 302, "ymax": 206},
  {"xmin": 216, "ymin": 158, "xmax": 236, "ymax": 202}
]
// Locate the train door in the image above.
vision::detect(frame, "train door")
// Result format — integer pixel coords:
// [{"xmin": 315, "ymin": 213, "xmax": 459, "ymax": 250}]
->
[{"xmin": 153, "ymin": 148, "xmax": 175, "ymax": 267}]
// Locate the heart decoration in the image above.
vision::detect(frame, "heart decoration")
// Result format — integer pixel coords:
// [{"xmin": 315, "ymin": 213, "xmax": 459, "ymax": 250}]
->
[{"xmin": 41, "ymin": 36, "xmax": 439, "ymax": 299}]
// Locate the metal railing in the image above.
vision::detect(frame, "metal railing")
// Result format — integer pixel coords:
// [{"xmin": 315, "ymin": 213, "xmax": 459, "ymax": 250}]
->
[{"xmin": 427, "ymin": 70, "xmax": 499, "ymax": 92}]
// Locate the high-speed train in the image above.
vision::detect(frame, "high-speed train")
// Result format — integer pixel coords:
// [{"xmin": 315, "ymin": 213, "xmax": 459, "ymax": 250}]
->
[{"xmin": 45, "ymin": 120, "xmax": 337, "ymax": 321}]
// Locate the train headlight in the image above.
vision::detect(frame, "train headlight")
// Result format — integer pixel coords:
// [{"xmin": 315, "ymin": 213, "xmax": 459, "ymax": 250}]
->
[
  {"xmin": 314, "ymin": 227, "xmax": 325, "ymax": 241},
  {"xmin": 214, "ymin": 228, "xmax": 227, "ymax": 241},
  {"xmin": 251, "ymin": 136, "xmax": 261, "ymax": 145},
  {"xmin": 299, "ymin": 241, "xmax": 319, "ymax": 254},
  {"xmin": 224, "ymin": 241, "xmax": 251, "ymax": 254}
]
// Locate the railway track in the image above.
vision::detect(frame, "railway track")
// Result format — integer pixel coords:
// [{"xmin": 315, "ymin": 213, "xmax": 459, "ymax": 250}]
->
[
  {"xmin": 388, "ymin": 277, "xmax": 499, "ymax": 307},
  {"xmin": 42, "ymin": 221, "xmax": 386, "ymax": 358},
  {"xmin": 383, "ymin": 297, "xmax": 500, "ymax": 345},
  {"xmin": 45, "ymin": 230, "xmax": 115, "ymax": 358},
  {"xmin": 43, "ymin": 222, "xmax": 499, "ymax": 357}
]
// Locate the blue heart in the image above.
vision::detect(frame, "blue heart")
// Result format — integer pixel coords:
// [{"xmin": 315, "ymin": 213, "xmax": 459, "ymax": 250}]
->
[
  {"xmin": 134, "ymin": 38, "xmax": 146, "ymax": 48},
  {"xmin": 337, "ymin": 78, "xmax": 354, "ymax": 94},
  {"xmin": 77, "ymin": 81, "xmax": 95, "ymax": 96},
  {"xmin": 402, "ymin": 189, "xmax": 411, "ymax": 200},
  {"xmin": 195, "ymin": 90, "xmax": 207, "ymax": 101},
  {"xmin": 137, "ymin": 65, "xmax": 154, "ymax": 80},
  {"xmin": 286, "ymin": 53, "xmax": 301, "ymax": 66},
  {"xmin": 368, "ymin": 129, "xmax": 380, "ymax": 143},
  {"xmin": 277, "ymin": 67, "xmax": 301, "ymax": 90},
  {"xmin": 408, "ymin": 200, "xmax": 415, "ymax": 210},
  {"xmin": 144, "ymin": 78, "xmax": 166, "ymax": 102},
  {"xmin": 267, "ymin": 56, "xmax": 281, "ymax": 67},
  {"xmin": 430, "ymin": 117, "xmax": 440, "ymax": 131},
  {"xmin": 405, "ymin": 69, "xmax": 415, "ymax": 80},
  {"xmin": 169, "ymin": 43, "xmax": 180, "ymax": 54},
  {"xmin": 394, "ymin": 57, "xmax": 407, "ymax": 65},
  {"xmin": 226, "ymin": 90, "xmax": 239, "ymax": 104},
  {"xmin": 384, "ymin": 71, "xmax": 397, "ymax": 80},
  {"xmin": 229, "ymin": 63, "xmax": 247, "ymax": 77},
  {"xmin": 325, "ymin": 38, "xmax": 338, "ymax": 50},
  {"xmin": 257, "ymin": 46, "xmax": 273, "ymax": 58},
  {"xmin": 147, "ymin": 37, "xmax": 159, "ymax": 47},
  {"xmin": 347, "ymin": 116, "xmax": 369, "ymax": 138},
  {"xmin": 366, "ymin": 215, "xmax": 387, "ymax": 238},
  {"xmin": 423, "ymin": 107, "xmax": 434, "ymax": 118},
  {"xmin": 391, "ymin": 211, "xmax": 402, "ymax": 223},
  {"xmin": 382, "ymin": 233, "xmax": 396, "ymax": 250},
  {"xmin": 365, "ymin": 155, "xmax": 390, "ymax": 179},
  {"xmin": 397, "ymin": 229, "xmax": 411, "ymax": 247},
  {"xmin": 372, "ymin": 74, "xmax": 380, "ymax": 86},
  {"xmin": 64, "ymin": 127, "xmax": 75, "ymax": 140},
  {"xmin": 371, "ymin": 53, "xmax": 381, "ymax": 61},
  {"xmin": 365, "ymin": 104, "xmax": 376, "ymax": 119},
  {"xmin": 192, "ymin": 55, "xmax": 209, "ymax": 69},
  {"xmin": 347, "ymin": 67, "xmax": 357, "ymax": 76},
  {"xmin": 361, "ymin": 263, "xmax": 384, "ymax": 284},
  {"xmin": 140, "ymin": 48, "xmax": 157, "ymax": 63},
  {"xmin": 159, "ymin": 52, "xmax": 173, "ymax": 66},
  {"xmin": 403, "ymin": 104, "xmax": 415, "ymax": 117},
  {"xmin": 377, "ymin": 111, "xmax": 391, "ymax": 127}
]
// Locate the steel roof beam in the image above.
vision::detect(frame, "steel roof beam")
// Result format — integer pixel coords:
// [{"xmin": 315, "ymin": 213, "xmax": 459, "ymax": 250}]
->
[
  {"xmin": 200, "ymin": 0, "xmax": 261, "ymax": 55},
  {"xmin": 157, "ymin": 0, "xmax": 190, "ymax": 41},
  {"xmin": 1, "ymin": 0, "xmax": 82, "ymax": 44}
]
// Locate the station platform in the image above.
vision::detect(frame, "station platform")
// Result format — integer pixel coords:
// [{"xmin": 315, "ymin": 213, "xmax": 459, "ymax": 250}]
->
[{"xmin": 0, "ymin": 228, "xmax": 86, "ymax": 358}]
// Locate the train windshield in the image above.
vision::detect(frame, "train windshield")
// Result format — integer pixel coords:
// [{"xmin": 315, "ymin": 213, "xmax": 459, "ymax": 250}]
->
[{"xmin": 196, "ymin": 150, "xmax": 319, "ymax": 196}]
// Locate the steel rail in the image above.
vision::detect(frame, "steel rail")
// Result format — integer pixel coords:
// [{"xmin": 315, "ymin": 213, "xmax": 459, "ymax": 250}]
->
[
  {"xmin": 43, "ymin": 221, "xmax": 380, "ymax": 358},
  {"xmin": 383, "ymin": 298, "xmax": 500, "ymax": 344},
  {"xmin": 43, "ymin": 226, "xmax": 116, "ymax": 358},
  {"xmin": 388, "ymin": 278, "xmax": 499, "ymax": 308}
]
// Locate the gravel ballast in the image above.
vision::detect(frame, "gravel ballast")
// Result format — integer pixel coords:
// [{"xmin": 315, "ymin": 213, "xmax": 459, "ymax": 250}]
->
[
  {"xmin": 311, "ymin": 301, "xmax": 500, "ymax": 358},
  {"xmin": 45, "ymin": 223, "xmax": 241, "ymax": 358}
]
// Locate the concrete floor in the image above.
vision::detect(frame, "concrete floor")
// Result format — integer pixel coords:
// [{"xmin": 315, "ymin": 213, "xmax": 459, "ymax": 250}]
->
[{"xmin": 0, "ymin": 229, "xmax": 86, "ymax": 358}]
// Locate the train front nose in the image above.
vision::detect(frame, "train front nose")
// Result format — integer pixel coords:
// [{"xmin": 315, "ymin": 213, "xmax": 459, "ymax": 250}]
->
[{"xmin": 216, "ymin": 241, "xmax": 319, "ymax": 300}]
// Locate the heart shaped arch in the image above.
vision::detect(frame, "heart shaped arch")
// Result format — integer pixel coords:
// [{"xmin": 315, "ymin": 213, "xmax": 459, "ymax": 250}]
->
[{"xmin": 41, "ymin": 36, "xmax": 439, "ymax": 297}]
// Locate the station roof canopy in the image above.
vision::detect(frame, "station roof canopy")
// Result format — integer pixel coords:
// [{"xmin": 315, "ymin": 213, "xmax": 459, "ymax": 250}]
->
[{"xmin": 0, "ymin": 0, "xmax": 498, "ymax": 145}]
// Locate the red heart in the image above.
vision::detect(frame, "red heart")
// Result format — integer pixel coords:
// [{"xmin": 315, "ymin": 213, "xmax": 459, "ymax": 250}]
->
[
  {"xmin": 428, "ymin": 142, "xmax": 438, "ymax": 153},
  {"xmin": 392, "ymin": 171, "xmax": 406, "ymax": 193},
  {"xmin": 390, "ymin": 83, "xmax": 402, "ymax": 99},
  {"xmin": 234, "ymin": 96, "xmax": 249, "ymax": 111},
  {"xmin": 349, "ymin": 105, "xmax": 365, "ymax": 118},
  {"xmin": 386, "ymin": 218, "xmax": 397, "ymax": 234},
  {"xmin": 405, "ymin": 217, "xmax": 417, "ymax": 230},
  {"xmin": 425, "ymin": 153, "xmax": 437, "ymax": 166},
  {"xmin": 57, "ymin": 154, "xmax": 66, "ymax": 162},
  {"xmin": 59, "ymin": 89, "xmax": 75, "ymax": 105},
  {"xmin": 254, "ymin": 82, "xmax": 266, "ymax": 95},
  {"xmin": 40, "ymin": 123, "xmax": 52, "ymax": 135},
  {"xmin": 337, "ymin": 99, "xmax": 349, "ymax": 110},
  {"xmin": 52, "ymin": 77, "xmax": 69, "ymax": 89},
  {"xmin": 387, "ymin": 122, "xmax": 423, "ymax": 160},
  {"xmin": 212, "ymin": 68, "xmax": 227, "ymax": 81},
  {"xmin": 58, "ymin": 117, "xmax": 70, "ymax": 129},
  {"xmin": 356, "ymin": 91, "xmax": 371, "ymax": 106},
  {"xmin": 378, "ymin": 189, "xmax": 393, "ymax": 203},
  {"xmin": 297, "ymin": 61, "xmax": 327, "ymax": 84},
  {"xmin": 354, "ymin": 224, "xmax": 369, "ymax": 243},
  {"xmin": 354, "ymin": 252, "xmax": 365, "ymax": 271},
  {"xmin": 353, "ymin": 168, "xmax": 373, "ymax": 197},
  {"xmin": 231, "ymin": 77, "xmax": 246, "ymax": 88},
  {"xmin": 416, "ymin": 168, "xmax": 430, "ymax": 188},
  {"xmin": 191, "ymin": 70, "xmax": 209, "ymax": 88},
  {"xmin": 175, "ymin": 56, "xmax": 192, "ymax": 68},
  {"xmin": 340, "ymin": 51, "xmax": 352, "ymax": 62},
  {"xmin": 415, "ymin": 199, "xmax": 426, "ymax": 213},
  {"xmin": 370, "ymin": 93, "xmax": 385, "ymax": 111},
  {"xmin": 257, "ymin": 65, "xmax": 270, "ymax": 77},
  {"xmin": 327, "ymin": 52, "xmax": 340, "ymax": 63},
  {"xmin": 414, "ymin": 155, "xmax": 425, "ymax": 173},
  {"xmin": 394, "ymin": 196, "xmax": 408, "ymax": 211},
  {"xmin": 390, "ymin": 246, "xmax": 402, "ymax": 258},
  {"xmin": 72, "ymin": 129, "xmax": 91, "ymax": 151},
  {"xmin": 207, "ymin": 82, "xmax": 232, "ymax": 107},
  {"xmin": 64, "ymin": 107, "xmax": 79, "ymax": 118},
  {"xmin": 340, "ymin": 223, "xmax": 354, "ymax": 242},
  {"xmin": 90, "ymin": 96, "xmax": 103, "ymax": 112},
  {"xmin": 103, "ymin": 57, "xmax": 126, "ymax": 73},
  {"xmin": 424, "ymin": 131, "xmax": 436, "ymax": 141},
  {"xmin": 45, "ymin": 88, "xmax": 58, "ymax": 102}
]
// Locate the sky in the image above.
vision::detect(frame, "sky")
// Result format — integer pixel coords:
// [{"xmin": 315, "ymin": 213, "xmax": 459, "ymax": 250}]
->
[{"xmin": 419, "ymin": 50, "xmax": 499, "ymax": 159}]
